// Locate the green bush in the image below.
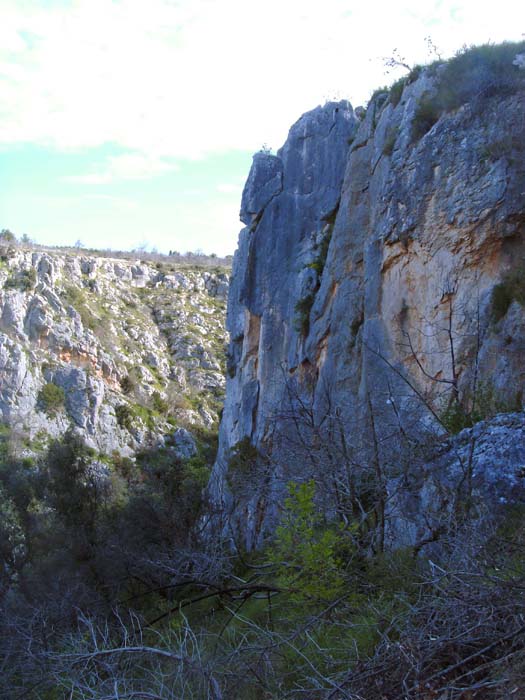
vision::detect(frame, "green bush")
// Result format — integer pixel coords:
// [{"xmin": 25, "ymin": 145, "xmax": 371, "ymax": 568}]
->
[
  {"xmin": 407, "ymin": 64, "xmax": 423, "ymax": 84},
  {"xmin": 308, "ymin": 229, "xmax": 332, "ymax": 277},
  {"xmin": 268, "ymin": 480, "xmax": 346, "ymax": 602},
  {"xmin": 4, "ymin": 268, "xmax": 36, "ymax": 292},
  {"xmin": 440, "ymin": 382, "xmax": 523, "ymax": 434},
  {"xmin": 120, "ymin": 375, "xmax": 135, "ymax": 395},
  {"xmin": 389, "ymin": 76, "xmax": 407, "ymax": 107},
  {"xmin": 411, "ymin": 41, "xmax": 525, "ymax": 142},
  {"xmin": 63, "ymin": 285, "xmax": 97, "ymax": 330},
  {"xmin": 227, "ymin": 437, "xmax": 260, "ymax": 476},
  {"xmin": 368, "ymin": 86, "xmax": 389, "ymax": 109},
  {"xmin": 115, "ymin": 404, "xmax": 135, "ymax": 431},
  {"xmin": 479, "ymin": 134, "xmax": 524, "ymax": 164},
  {"xmin": 151, "ymin": 390, "xmax": 168, "ymax": 413},
  {"xmin": 412, "ymin": 94, "xmax": 441, "ymax": 140},
  {"xmin": 37, "ymin": 382, "xmax": 65, "ymax": 416},
  {"xmin": 0, "ymin": 229, "xmax": 16, "ymax": 243},
  {"xmin": 294, "ymin": 292, "xmax": 316, "ymax": 336},
  {"xmin": 440, "ymin": 397, "xmax": 472, "ymax": 434},
  {"xmin": 438, "ymin": 41, "xmax": 525, "ymax": 110}
]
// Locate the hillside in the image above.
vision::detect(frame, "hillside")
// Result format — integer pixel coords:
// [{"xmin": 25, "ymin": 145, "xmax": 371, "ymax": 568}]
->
[{"xmin": 0, "ymin": 244, "xmax": 228, "ymax": 458}]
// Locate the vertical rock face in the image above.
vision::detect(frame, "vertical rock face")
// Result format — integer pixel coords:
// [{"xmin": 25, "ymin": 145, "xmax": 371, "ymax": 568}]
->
[
  {"xmin": 210, "ymin": 102, "xmax": 358, "ymax": 545},
  {"xmin": 210, "ymin": 72, "xmax": 525, "ymax": 549}
]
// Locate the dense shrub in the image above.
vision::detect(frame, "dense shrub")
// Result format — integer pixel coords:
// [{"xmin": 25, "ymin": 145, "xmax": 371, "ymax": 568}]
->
[
  {"xmin": 115, "ymin": 403, "xmax": 135, "ymax": 431},
  {"xmin": 412, "ymin": 40, "xmax": 525, "ymax": 141},
  {"xmin": 63, "ymin": 285, "xmax": 97, "ymax": 329},
  {"xmin": 412, "ymin": 94, "xmax": 441, "ymax": 139},
  {"xmin": 4, "ymin": 268, "xmax": 36, "ymax": 292},
  {"xmin": 268, "ymin": 480, "xmax": 346, "ymax": 602},
  {"xmin": 389, "ymin": 76, "xmax": 406, "ymax": 106},
  {"xmin": 295, "ymin": 223, "xmax": 335, "ymax": 337},
  {"xmin": 120, "ymin": 374, "xmax": 135, "ymax": 395},
  {"xmin": 438, "ymin": 41, "xmax": 525, "ymax": 109},
  {"xmin": 440, "ymin": 381, "xmax": 523, "ymax": 434},
  {"xmin": 0, "ymin": 229, "xmax": 16, "ymax": 243},
  {"xmin": 294, "ymin": 291, "xmax": 316, "ymax": 336},
  {"xmin": 368, "ymin": 86, "xmax": 389, "ymax": 106},
  {"xmin": 38, "ymin": 382, "xmax": 65, "ymax": 416},
  {"xmin": 307, "ymin": 227, "xmax": 333, "ymax": 277},
  {"xmin": 151, "ymin": 390, "xmax": 169, "ymax": 413}
]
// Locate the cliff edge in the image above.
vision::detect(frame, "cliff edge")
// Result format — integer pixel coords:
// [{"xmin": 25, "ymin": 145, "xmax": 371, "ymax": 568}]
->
[{"xmin": 209, "ymin": 43, "xmax": 525, "ymax": 549}]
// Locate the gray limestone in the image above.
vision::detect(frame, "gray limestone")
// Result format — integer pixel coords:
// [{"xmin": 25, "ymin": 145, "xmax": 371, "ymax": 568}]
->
[{"xmin": 0, "ymin": 250, "xmax": 229, "ymax": 457}]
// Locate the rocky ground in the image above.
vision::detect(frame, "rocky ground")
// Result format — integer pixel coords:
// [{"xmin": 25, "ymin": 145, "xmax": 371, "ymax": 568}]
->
[{"xmin": 0, "ymin": 244, "xmax": 229, "ymax": 458}]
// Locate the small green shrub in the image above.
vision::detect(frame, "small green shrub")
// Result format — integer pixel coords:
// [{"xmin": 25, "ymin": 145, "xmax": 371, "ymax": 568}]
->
[
  {"xmin": 412, "ymin": 95, "xmax": 441, "ymax": 140},
  {"xmin": 38, "ymin": 383, "xmax": 65, "ymax": 416},
  {"xmin": 120, "ymin": 375, "xmax": 135, "ymax": 395},
  {"xmin": 438, "ymin": 41, "xmax": 525, "ymax": 110},
  {"xmin": 63, "ymin": 285, "xmax": 97, "ymax": 330},
  {"xmin": 0, "ymin": 229, "xmax": 16, "ymax": 243},
  {"xmin": 368, "ymin": 87, "xmax": 389, "ymax": 108},
  {"xmin": 440, "ymin": 398, "xmax": 472, "ymax": 434},
  {"xmin": 151, "ymin": 391, "xmax": 168, "ymax": 413},
  {"xmin": 407, "ymin": 64, "xmax": 423, "ymax": 84},
  {"xmin": 389, "ymin": 77, "xmax": 406, "ymax": 107},
  {"xmin": 440, "ymin": 382, "xmax": 523, "ymax": 434},
  {"xmin": 294, "ymin": 292, "xmax": 316, "ymax": 336},
  {"xmin": 307, "ymin": 227, "xmax": 333, "ymax": 277},
  {"xmin": 479, "ymin": 134, "xmax": 523, "ymax": 163},
  {"xmin": 268, "ymin": 480, "xmax": 346, "ymax": 602},
  {"xmin": 4, "ymin": 268, "xmax": 36, "ymax": 292},
  {"xmin": 491, "ymin": 266, "xmax": 525, "ymax": 322},
  {"xmin": 410, "ymin": 41, "xmax": 525, "ymax": 143},
  {"xmin": 132, "ymin": 403, "xmax": 157, "ymax": 430},
  {"xmin": 115, "ymin": 404, "xmax": 135, "ymax": 432}
]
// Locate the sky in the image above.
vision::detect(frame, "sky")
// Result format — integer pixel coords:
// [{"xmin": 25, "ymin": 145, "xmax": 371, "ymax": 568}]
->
[{"xmin": 1, "ymin": 1, "xmax": 524, "ymax": 256}]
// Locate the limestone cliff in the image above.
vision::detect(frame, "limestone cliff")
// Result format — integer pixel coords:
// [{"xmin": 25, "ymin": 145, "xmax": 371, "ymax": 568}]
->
[
  {"xmin": 0, "ymin": 247, "xmax": 228, "ymax": 457},
  {"xmin": 210, "ymin": 48, "xmax": 525, "ymax": 549}
]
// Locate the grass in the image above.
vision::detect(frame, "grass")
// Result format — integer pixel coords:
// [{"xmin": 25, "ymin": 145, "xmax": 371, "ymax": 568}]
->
[{"xmin": 411, "ymin": 40, "xmax": 525, "ymax": 141}]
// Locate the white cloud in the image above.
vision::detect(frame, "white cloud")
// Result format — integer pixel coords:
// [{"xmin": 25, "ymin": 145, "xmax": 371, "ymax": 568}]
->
[
  {"xmin": 216, "ymin": 183, "xmax": 243, "ymax": 194},
  {"xmin": 64, "ymin": 153, "xmax": 178, "ymax": 184},
  {"xmin": 0, "ymin": 0, "xmax": 524, "ymax": 158}
]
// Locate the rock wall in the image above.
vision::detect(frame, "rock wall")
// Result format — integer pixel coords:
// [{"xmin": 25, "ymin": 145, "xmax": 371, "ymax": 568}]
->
[
  {"xmin": 0, "ymin": 249, "xmax": 228, "ymax": 457},
  {"xmin": 210, "ymin": 70, "xmax": 525, "ymax": 548}
]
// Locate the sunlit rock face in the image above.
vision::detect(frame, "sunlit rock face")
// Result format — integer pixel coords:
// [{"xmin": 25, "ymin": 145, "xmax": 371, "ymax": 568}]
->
[
  {"xmin": 210, "ymin": 71, "xmax": 525, "ymax": 549},
  {"xmin": 0, "ymin": 250, "xmax": 228, "ymax": 456}
]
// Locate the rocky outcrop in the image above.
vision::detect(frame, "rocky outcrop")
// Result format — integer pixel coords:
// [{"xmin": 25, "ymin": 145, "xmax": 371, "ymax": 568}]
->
[
  {"xmin": 210, "ymin": 63, "xmax": 525, "ymax": 549},
  {"xmin": 0, "ymin": 249, "xmax": 228, "ymax": 456}
]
